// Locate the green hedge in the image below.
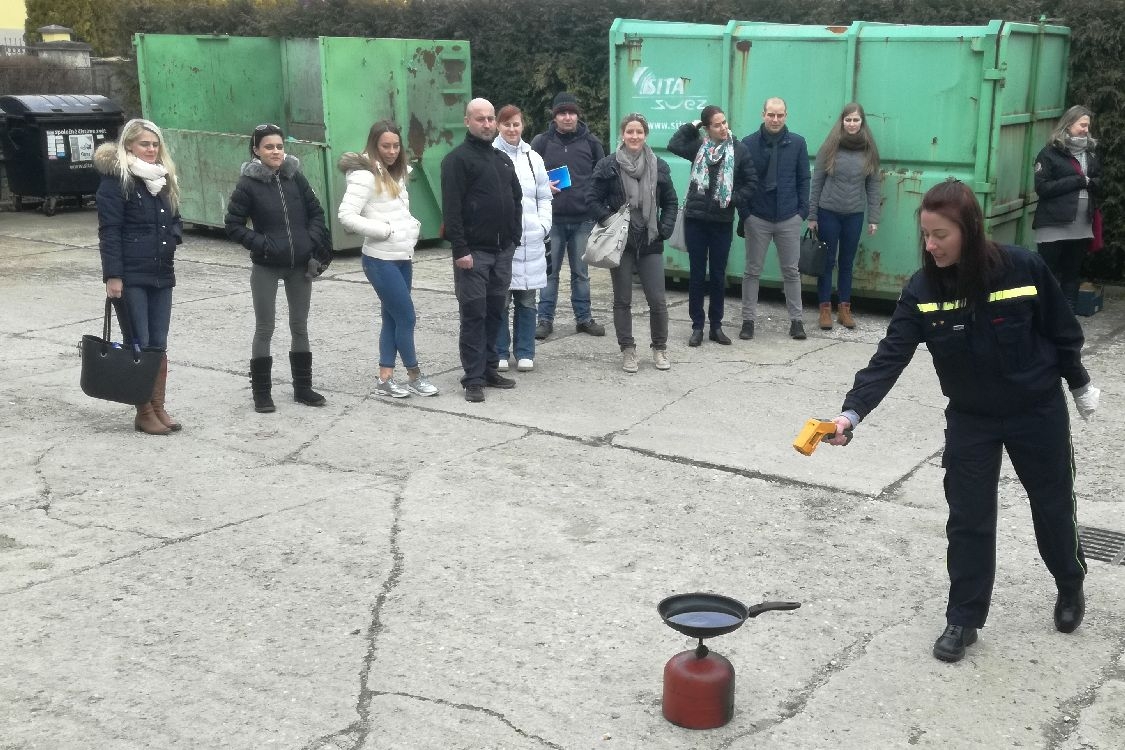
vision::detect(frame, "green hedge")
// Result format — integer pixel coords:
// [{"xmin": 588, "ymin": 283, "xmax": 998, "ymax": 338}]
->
[{"xmin": 25, "ymin": 0, "xmax": 1123, "ymax": 278}]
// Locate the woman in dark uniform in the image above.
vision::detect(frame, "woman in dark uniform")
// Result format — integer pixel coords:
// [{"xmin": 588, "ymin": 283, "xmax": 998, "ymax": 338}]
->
[{"xmin": 826, "ymin": 180, "xmax": 1100, "ymax": 663}]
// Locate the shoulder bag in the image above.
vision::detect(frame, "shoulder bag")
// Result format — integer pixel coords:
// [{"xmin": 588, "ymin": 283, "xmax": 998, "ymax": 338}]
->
[
  {"xmin": 667, "ymin": 203, "xmax": 687, "ymax": 251},
  {"xmin": 583, "ymin": 204, "xmax": 630, "ymax": 269},
  {"xmin": 80, "ymin": 298, "xmax": 162, "ymax": 405},
  {"xmin": 798, "ymin": 227, "xmax": 827, "ymax": 276}
]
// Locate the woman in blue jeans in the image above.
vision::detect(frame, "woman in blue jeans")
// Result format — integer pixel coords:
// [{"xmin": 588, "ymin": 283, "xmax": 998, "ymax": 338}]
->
[
  {"xmin": 808, "ymin": 102, "xmax": 882, "ymax": 330},
  {"xmin": 94, "ymin": 118, "xmax": 184, "ymax": 435},
  {"xmin": 337, "ymin": 120, "xmax": 436, "ymax": 398},
  {"xmin": 492, "ymin": 104, "xmax": 552, "ymax": 372}
]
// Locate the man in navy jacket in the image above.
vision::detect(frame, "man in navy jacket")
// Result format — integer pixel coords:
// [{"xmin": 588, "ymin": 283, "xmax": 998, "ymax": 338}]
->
[{"xmin": 738, "ymin": 97, "xmax": 811, "ymax": 340}]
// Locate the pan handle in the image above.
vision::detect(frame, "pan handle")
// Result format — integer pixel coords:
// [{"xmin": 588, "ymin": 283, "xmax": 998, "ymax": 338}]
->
[{"xmin": 745, "ymin": 601, "xmax": 801, "ymax": 618}]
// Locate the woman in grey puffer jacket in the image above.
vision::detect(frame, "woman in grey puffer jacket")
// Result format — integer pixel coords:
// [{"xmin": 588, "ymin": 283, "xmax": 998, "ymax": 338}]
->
[
  {"xmin": 808, "ymin": 102, "xmax": 882, "ymax": 330},
  {"xmin": 225, "ymin": 123, "xmax": 331, "ymax": 413}
]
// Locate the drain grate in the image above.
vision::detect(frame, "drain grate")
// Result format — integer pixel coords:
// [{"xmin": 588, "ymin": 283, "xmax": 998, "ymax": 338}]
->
[{"xmin": 1078, "ymin": 526, "xmax": 1125, "ymax": 565}]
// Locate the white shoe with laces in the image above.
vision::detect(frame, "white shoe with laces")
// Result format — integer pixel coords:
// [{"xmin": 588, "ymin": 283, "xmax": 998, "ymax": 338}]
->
[
  {"xmin": 517, "ymin": 358, "xmax": 534, "ymax": 372},
  {"xmin": 653, "ymin": 349, "xmax": 670, "ymax": 370}
]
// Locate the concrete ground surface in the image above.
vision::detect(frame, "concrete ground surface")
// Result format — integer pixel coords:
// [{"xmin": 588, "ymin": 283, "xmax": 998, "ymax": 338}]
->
[{"xmin": 1, "ymin": 206, "xmax": 1123, "ymax": 750}]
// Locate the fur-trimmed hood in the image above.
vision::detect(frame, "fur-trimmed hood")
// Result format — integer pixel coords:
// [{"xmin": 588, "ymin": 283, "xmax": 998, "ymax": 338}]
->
[
  {"xmin": 337, "ymin": 151, "xmax": 375, "ymax": 174},
  {"xmin": 240, "ymin": 154, "xmax": 301, "ymax": 182},
  {"xmin": 93, "ymin": 141, "xmax": 122, "ymax": 176}
]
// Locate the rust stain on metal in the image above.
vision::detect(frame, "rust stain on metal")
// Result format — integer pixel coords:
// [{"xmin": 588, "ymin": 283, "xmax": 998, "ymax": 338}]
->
[
  {"xmin": 443, "ymin": 59, "xmax": 465, "ymax": 84},
  {"xmin": 418, "ymin": 49, "xmax": 437, "ymax": 71},
  {"xmin": 827, "ymin": 26, "xmax": 848, "ymax": 34},
  {"xmin": 442, "ymin": 94, "xmax": 460, "ymax": 107},
  {"xmin": 408, "ymin": 115, "xmax": 427, "ymax": 158},
  {"xmin": 735, "ymin": 40, "xmax": 751, "ymax": 84}
]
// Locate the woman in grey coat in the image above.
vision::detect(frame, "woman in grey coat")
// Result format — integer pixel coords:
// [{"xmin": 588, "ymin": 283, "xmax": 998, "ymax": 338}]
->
[{"xmin": 808, "ymin": 103, "xmax": 882, "ymax": 330}]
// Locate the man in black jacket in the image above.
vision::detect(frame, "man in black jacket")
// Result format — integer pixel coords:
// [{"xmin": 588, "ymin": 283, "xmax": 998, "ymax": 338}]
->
[
  {"xmin": 531, "ymin": 92, "xmax": 607, "ymax": 339},
  {"xmin": 441, "ymin": 98, "xmax": 523, "ymax": 403}
]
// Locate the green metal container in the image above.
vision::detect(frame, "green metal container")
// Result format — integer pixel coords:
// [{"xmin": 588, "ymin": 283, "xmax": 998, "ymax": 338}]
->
[
  {"xmin": 609, "ymin": 19, "xmax": 1070, "ymax": 298},
  {"xmin": 135, "ymin": 33, "xmax": 472, "ymax": 250}
]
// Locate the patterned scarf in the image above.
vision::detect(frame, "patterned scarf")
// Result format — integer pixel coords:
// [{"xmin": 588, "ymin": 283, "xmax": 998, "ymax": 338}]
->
[{"xmin": 689, "ymin": 135, "xmax": 734, "ymax": 208}]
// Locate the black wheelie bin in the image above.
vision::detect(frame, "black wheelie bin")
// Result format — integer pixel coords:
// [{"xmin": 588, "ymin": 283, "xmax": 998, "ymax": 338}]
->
[{"xmin": 0, "ymin": 94, "xmax": 124, "ymax": 215}]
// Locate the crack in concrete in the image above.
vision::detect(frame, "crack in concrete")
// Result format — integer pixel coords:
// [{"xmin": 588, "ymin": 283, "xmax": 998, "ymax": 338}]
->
[
  {"xmin": 0, "ymin": 493, "xmax": 340, "ymax": 596},
  {"xmin": 716, "ymin": 597, "xmax": 932, "ymax": 748},
  {"xmin": 305, "ymin": 486, "xmax": 406, "ymax": 750},
  {"xmin": 1045, "ymin": 638, "xmax": 1125, "ymax": 750}
]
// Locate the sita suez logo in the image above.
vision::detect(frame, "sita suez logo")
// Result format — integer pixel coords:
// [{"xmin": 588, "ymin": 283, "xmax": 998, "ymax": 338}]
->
[{"xmin": 632, "ymin": 67, "xmax": 711, "ymax": 111}]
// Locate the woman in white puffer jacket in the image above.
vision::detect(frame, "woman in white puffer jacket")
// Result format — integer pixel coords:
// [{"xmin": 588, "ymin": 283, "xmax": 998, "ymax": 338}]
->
[
  {"xmin": 493, "ymin": 105, "xmax": 552, "ymax": 372},
  {"xmin": 338, "ymin": 120, "xmax": 437, "ymax": 398}
]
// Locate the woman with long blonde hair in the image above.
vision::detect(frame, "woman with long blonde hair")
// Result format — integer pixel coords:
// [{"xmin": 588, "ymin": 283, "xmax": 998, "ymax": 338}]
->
[{"xmin": 94, "ymin": 118, "xmax": 184, "ymax": 435}]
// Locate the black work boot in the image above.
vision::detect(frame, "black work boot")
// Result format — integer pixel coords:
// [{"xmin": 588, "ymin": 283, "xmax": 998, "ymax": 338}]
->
[
  {"xmin": 289, "ymin": 351, "xmax": 326, "ymax": 406},
  {"xmin": 250, "ymin": 357, "xmax": 276, "ymax": 413}
]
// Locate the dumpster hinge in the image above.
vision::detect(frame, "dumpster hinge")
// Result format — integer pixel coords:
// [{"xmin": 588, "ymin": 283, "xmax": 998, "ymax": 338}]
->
[{"xmin": 983, "ymin": 68, "xmax": 1004, "ymax": 80}]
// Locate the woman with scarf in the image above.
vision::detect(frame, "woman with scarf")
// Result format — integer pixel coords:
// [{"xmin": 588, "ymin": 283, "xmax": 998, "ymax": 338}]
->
[
  {"xmin": 667, "ymin": 106, "xmax": 756, "ymax": 346},
  {"xmin": 94, "ymin": 118, "xmax": 184, "ymax": 435},
  {"xmin": 1033, "ymin": 105, "xmax": 1103, "ymax": 311},
  {"xmin": 492, "ymin": 104, "xmax": 552, "ymax": 373},
  {"xmin": 226, "ymin": 124, "xmax": 332, "ymax": 413},
  {"xmin": 808, "ymin": 102, "xmax": 882, "ymax": 330},
  {"xmin": 588, "ymin": 113, "xmax": 678, "ymax": 373},
  {"xmin": 337, "ymin": 120, "xmax": 436, "ymax": 399}
]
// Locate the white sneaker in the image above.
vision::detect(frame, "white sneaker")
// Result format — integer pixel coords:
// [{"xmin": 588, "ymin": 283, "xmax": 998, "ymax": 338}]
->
[
  {"xmin": 407, "ymin": 374, "xmax": 439, "ymax": 397},
  {"xmin": 653, "ymin": 349, "xmax": 670, "ymax": 370},
  {"xmin": 374, "ymin": 377, "xmax": 409, "ymax": 398},
  {"xmin": 622, "ymin": 347, "xmax": 639, "ymax": 373},
  {"xmin": 497, "ymin": 358, "xmax": 509, "ymax": 372},
  {"xmin": 516, "ymin": 358, "xmax": 534, "ymax": 372}
]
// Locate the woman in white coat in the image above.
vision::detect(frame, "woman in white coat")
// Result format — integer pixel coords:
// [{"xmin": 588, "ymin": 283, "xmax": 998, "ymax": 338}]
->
[
  {"xmin": 493, "ymin": 105, "xmax": 552, "ymax": 372},
  {"xmin": 337, "ymin": 120, "xmax": 437, "ymax": 398}
]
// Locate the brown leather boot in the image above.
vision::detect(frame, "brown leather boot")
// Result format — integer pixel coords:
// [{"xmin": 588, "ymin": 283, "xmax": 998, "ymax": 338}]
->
[
  {"xmin": 818, "ymin": 303, "xmax": 833, "ymax": 330},
  {"xmin": 838, "ymin": 302, "xmax": 856, "ymax": 329},
  {"xmin": 135, "ymin": 403, "xmax": 171, "ymax": 435},
  {"xmin": 150, "ymin": 354, "xmax": 182, "ymax": 431}
]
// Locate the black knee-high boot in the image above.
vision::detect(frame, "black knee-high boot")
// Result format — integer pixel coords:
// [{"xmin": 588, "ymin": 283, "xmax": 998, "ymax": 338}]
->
[
  {"xmin": 289, "ymin": 351, "xmax": 326, "ymax": 406},
  {"xmin": 250, "ymin": 357, "xmax": 276, "ymax": 413}
]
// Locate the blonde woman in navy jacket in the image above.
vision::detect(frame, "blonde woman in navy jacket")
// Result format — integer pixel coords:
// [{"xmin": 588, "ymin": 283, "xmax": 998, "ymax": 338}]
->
[{"xmin": 94, "ymin": 118, "xmax": 183, "ymax": 435}]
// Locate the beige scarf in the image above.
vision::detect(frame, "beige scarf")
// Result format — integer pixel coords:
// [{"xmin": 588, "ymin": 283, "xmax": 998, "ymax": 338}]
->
[{"xmin": 126, "ymin": 154, "xmax": 168, "ymax": 196}]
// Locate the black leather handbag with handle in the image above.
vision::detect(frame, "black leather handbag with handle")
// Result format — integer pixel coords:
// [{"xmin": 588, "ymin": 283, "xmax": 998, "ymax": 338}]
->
[{"xmin": 79, "ymin": 298, "xmax": 162, "ymax": 405}]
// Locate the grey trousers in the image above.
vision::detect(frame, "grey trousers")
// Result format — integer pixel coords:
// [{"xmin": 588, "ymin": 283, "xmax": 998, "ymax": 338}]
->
[
  {"xmin": 609, "ymin": 246, "xmax": 668, "ymax": 350},
  {"xmin": 741, "ymin": 213, "xmax": 804, "ymax": 322},
  {"xmin": 250, "ymin": 263, "xmax": 313, "ymax": 358}
]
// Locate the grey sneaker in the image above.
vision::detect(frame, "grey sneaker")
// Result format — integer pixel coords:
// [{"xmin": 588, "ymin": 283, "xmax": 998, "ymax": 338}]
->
[
  {"xmin": 374, "ymin": 377, "xmax": 410, "ymax": 398},
  {"xmin": 653, "ymin": 349, "xmax": 670, "ymax": 370},
  {"xmin": 407, "ymin": 374, "xmax": 439, "ymax": 397},
  {"xmin": 622, "ymin": 347, "xmax": 639, "ymax": 373},
  {"xmin": 789, "ymin": 320, "xmax": 807, "ymax": 340}
]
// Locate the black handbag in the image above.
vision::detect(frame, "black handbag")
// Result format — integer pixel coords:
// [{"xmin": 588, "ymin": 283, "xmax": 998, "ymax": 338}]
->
[
  {"xmin": 79, "ymin": 298, "xmax": 162, "ymax": 405},
  {"xmin": 798, "ymin": 227, "xmax": 828, "ymax": 276}
]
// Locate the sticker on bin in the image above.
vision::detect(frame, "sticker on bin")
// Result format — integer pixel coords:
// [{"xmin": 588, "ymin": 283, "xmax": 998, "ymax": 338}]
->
[{"xmin": 547, "ymin": 166, "xmax": 571, "ymax": 189}]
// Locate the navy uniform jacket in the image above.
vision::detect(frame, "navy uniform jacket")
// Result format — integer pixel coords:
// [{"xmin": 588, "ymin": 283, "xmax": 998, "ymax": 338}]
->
[{"xmin": 842, "ymin": 246, "xmax": 1089, "ymax": 420}]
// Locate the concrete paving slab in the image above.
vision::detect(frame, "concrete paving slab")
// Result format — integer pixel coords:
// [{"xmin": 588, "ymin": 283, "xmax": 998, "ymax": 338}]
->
[{"xmin": 2, "ymin": 207, "xmax": 1124, "ymax": 750}]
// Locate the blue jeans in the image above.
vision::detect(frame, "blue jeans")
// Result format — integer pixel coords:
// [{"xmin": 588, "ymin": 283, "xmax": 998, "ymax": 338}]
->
[
  {"xmin": 497, "ymin": 289, "xmax": 537, "ymax": 360},
  {"xmin": 537, "ymin": 219, "xmax": 593, "ymax": 325},
  {"xmin": 684, "ymin": 218, "xmax": 733, "ymax": 330},
  {"xmin": 362, "ymin": 256, "xmax": 418, "ymax": 369},
  {"xmin": 122, "ymin": 284, "xmax": 173, "ymax": 351},
  {"xmin": 816, "ymin": 209, "xmax": 864, "ymax": 305}
]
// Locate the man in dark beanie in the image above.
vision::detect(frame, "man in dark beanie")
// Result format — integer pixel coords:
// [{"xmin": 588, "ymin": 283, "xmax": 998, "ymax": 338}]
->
[{"xmin": 531, "ymin": 92, "xmax": 607, "ymax": 339}]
